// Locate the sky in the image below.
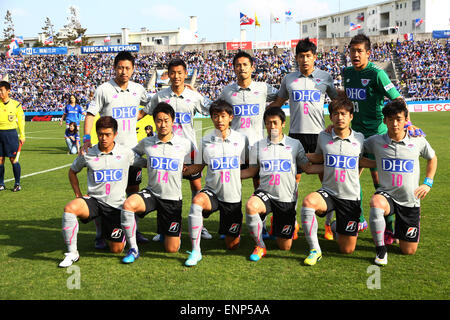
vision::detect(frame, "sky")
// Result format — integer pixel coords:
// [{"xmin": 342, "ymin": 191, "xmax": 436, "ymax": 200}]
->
[{"xmin": 1, "ymin": 0, "xmax": 386, "ymax": 42}]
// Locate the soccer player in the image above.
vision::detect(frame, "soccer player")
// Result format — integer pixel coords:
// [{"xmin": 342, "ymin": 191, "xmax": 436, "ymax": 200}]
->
[
  {"xmin": 59, "ymin": 116, "xmax": 145, "ymax": 268},
  {"xmin": 0, "ymin": 81, "xmax": 25, "ymax": 192},
  {"xmin": 82, "ymin": 51, "xmax": 149, "ymax": 248},
  {"xmin": 343, "ymin": 33, "xmax": 406, "ymax": 234},
  {"xmin": 364, "ymin": 100, "xmax": 437, "ymax": 266},
  {"xmin": 300, "ymin": 94, "xmax": 375, "ymax": 266},
  {"xmin": 268, "ymin": 38, "xmax": 338, "ymax": 239},
  {"xmin": 269, "ymin": 38, "xmax": 337, "ymax": 163},
  {"xmin": 218, "ymin": 50, "xmax": 279, "ymax": 239},
  {"xmin": 121, "ymin": 102, "xmax": 194, "ymax": 263},
  {"xmin": 183, "ymin": 99, "xmax": 249, "ymax": 267},
  {"xmin": 241, "ymin": 107, "xmax": 321, "ymax": 262},
  {"xmin": 218, "ymin": 52, "xmax": 278, "ymax": 176},
  {"xmin": 60, "ymin": 95, "xmax": 85, "ymax": 129},
  {"xmin": 144, "ymin": 58, "xmax": 212, "ymax": 240}
]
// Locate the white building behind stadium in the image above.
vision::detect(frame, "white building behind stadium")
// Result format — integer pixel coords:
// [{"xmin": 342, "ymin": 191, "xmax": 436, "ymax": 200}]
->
[{"xmin": 298, "ymin": 0, "xmax": 449, "ymax": 39}]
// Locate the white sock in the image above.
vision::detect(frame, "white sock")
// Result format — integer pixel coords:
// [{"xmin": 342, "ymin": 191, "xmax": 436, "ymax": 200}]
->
[
  {"xmin": 301, "ymin": 207, "xmax": 321, "ymax": 252},
  {"xmin": 188, "ymin": 204, "xmax": 203, "ymax": 252},
  {"xmin": 62, "ymin": 212, "xmax": 79, "ymax": 253}
]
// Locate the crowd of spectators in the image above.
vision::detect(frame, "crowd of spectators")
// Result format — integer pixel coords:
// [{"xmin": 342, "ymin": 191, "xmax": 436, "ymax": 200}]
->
[{"xmin": 0, "ymin": 38, "xmax": 448, "ymax": 112}]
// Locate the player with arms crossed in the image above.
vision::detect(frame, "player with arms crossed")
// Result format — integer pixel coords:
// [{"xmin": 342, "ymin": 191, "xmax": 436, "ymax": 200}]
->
[
  {"xmin": 145, "ymin": 58, "xmax": 212, "ymax": 241},
  {"xmin": 343, "ymin": 34, "xmax": 423, "ymax": 235},
  {"xmin": 241, "ymin": 107, "xmax": 321, "ymax": 261},
  {"xmin": 83, "ymin": 51, "xmax": 149, "ymax": 248},
  {"xmin": 183, "ymin": 99, "xmax": 249, "ymax": 267},
  {"xmin": 300, "ymin": 94, "xmax": 375, "ymax": 266},
  {"xmin": 59, "ymin": 116, "xmax": 145, "ymax": 267},
  {"xmin": 0, "ymin": 81, "xmax": 25, "ymax": 192},
  {"xmin": 364, "ymin": 100, "xmax": 437, "ymax": 266},
  {"xmin": 121, "ymin": 102, "xmax": 195, "ymax": 263}
]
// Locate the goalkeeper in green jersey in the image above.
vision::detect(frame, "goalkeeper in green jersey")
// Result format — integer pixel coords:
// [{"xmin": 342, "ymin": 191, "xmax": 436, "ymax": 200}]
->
[{"xmin": 343, "ymin": 34, "xmax": 423, "ymax": 236}]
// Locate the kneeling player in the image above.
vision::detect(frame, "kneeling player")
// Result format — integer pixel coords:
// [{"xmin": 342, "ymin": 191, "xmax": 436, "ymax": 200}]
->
[
  {"xmin": 300, "ymin": 94, "xmax": 375, "ymax": 266},
  {"xmin": 121, "ymin": 102, "xmax": 194, "ymax": 263},
  {"xmin": 242, "ymin": 107, "xmax": 321, "ymax": 261},
  {"xmin": 59, "ymin": 116, "xmax": 145, "ymax": 267},
  {"xmin": 364, "ymin": 100, "xmax": 437, "ymax": 266},
  {"xmin": 183, "ymin": 99, "xmax": 249, "ymax": 267}
]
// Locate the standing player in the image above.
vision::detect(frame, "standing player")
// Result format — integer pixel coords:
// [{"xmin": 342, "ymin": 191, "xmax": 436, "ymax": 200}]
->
[
  {"xmin": 59, "ymin": 116, "xmax": 145, "ymax": 267},
  {"xmin": 82, "ymin": 51, "xmax": 149, "ymax": 248},
  {"xmin": 343, "ymin": 33, "xmax": 414, "ymax": 234},
  {"xmin": 300, "ymin": 94, "xmax": 375, "ymax": 266},
  {"xmin": 218, "ymin": 51, "xmax": 278, "ymax": 186},
  {"xmin": 364, "ymin": 100, "xmax": 437, "ymax": 266},
  {"xmin": 183, "ymin": 99, "xmax": 248, "ymax": 267},
  {"xmin": 144, "ymin": 58, "xmax": 212, "ymax": 240},
  {"xmin": 60, "ymin": 95, "xmax": 85, "ymax": 129},
  {"xmin": 0, "ymin": 81, "xmax": 25, "ymax": 192},
  {"xmin": 241, "ymin": 107, "xmax": 321, "ymax": 261},
  {"xmin": 120, "ymin": 102, "xmax": 194, "ymax": 263},
  {"xmin": 268, "ymin": 38, "xmax": 338, "ymax": 239}
]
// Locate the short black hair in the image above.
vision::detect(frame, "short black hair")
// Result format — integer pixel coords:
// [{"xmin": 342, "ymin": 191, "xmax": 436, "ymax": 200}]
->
[
  {"xmin": 263, "ymin": 107, "xmax": 286, "ymax": 123},
  {"xmin": 328, "ymin": 90, "xmax": 354, "ymax": 115},
  {"xmin": 153, "ymin": 102, "xmax": 175, "ymax": 121},
  {"xmin": 96, "ymin": 116, "xmax": 118, "ymax": 133},
  {"xmin": 349, "ymin": 34, "xmax": 371, "ymax": 51},
  {"xmin": 209, "ymin": 99, "xmax": 234, "ymax": 117},
  {"xmin": 232, "ymin": 51, "xmax": 254, "ymax": 67},
  {"xmin": 382, "ymin": 99, "xmax": 408, "ymax": 119},
  {"xmin": 167, "ymin": 58, "xmax": 187, "ymax": 72},
  {"xmin": 0, "ymin": 81, "xmax": 11, "ymax": 90},
  {"xmin": 114, "ymin": 51, "xmax": 135, "ymax": 67},
  {"xmin": 295, "ymin": 37, "xmax": 317, "ymax": 55}
]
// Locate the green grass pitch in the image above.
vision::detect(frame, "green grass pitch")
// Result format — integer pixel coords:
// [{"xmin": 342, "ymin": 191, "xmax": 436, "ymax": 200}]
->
[{"xmin": 0, "ymin": 112, "xmax": 448, "ymax": 300}]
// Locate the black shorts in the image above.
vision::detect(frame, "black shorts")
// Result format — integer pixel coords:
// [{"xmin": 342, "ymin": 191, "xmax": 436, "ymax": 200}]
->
[
  {"xmin": 200, "ymin": 188, "xmax": 242, "ymax": 237},
  {"xmin": 288, "ymin": 133, "xmax": 318, "ymax": 174},
  {"xmin": 183, "ymin": 164, "xmax": 202, "ymax": 181},
  {"xmin": 80, "ymin": 196, "xmax": 125, "ymax": 243},
  {"xmin": 288, "ymin": 133, "xmax": 319, "ymax": 153},
  {"xmin": 253, "ymin": 189, "xmax": 296, "ymax": 239},
  {"xmin": 0, "ymin": 129, "xmax": 20, "ymax": 158},
  {"xmin": 136, "ymin": 189, "xmax": 183, "ymax": 237},
  {"xmin": 317, "ymin": 189, "xmax": 361, "ymax": 236},
  {"xmin": 375, "ymin": 191, "xmax": 421, "ymax": 242},
  {"xmin": 127, "ymin": 165, "xmax": 142, "ymax": 187}
]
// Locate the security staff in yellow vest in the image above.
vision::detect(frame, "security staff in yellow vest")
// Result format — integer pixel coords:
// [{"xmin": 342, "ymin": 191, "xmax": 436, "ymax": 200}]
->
[{"xmin": 0, "ymin": 81, "xmax": 25, "ymax": 192}]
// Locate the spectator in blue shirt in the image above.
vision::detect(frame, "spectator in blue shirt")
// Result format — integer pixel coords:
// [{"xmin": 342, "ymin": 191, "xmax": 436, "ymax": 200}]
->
[
  {"xmin": 64, "ymin": 122, "xmax": 80, "ymax": 154},
  {"xmin": 60, "ymin": 95, "xmax": 85, "ymax": 129}
]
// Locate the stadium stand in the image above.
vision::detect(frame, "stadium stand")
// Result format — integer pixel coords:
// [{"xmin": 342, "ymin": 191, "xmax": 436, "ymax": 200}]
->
[{"xmin": 0, "ymin": 39, "xmax": 448, "ymax": 111}]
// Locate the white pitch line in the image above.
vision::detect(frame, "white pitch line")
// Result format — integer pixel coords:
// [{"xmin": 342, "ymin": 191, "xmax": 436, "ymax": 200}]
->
[
  {"xmin": 4, "ymin": 124, "xmax": 214, "ymax": 183},
  {"xmin": 4, "ymin": 163, "xmax": 72, "ymax": 183}
]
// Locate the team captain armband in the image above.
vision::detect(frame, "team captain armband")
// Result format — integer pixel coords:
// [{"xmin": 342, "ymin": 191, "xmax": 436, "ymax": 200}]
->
[
  {"xmin": 83, "ymin": 134, "xmax": 91, "ymax": 143},
  {"xmin": 423, "ymin": 177, "xmax": 433, "ymax": 188}
]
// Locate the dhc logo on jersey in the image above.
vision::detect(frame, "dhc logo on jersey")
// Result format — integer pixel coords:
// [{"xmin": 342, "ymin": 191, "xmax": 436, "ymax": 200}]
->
[
  {"xmin": 174, "ymin": 112, "xmax": 192, "ymax": 124},
  {"xmin": 292, "ymin": 90, "xmax": 321, "ymax": 102},
  {"xmin": 149, "ymin": 157, "xmax": 179, "ymax": 171},
  {"xmin": 93, "ymin": 169, "xmax": 123, "ymax": 183},
  {"xmin": 382, "ymin": 158, "xmax": 414, "ymax": 173},
  {"xmin": 233, "ymin": 104, "xmax": 259, "ymax": 116},
  {"xmin": 261, "ymin": 159, "xmax": 291, "ymax": 172},
  {"xmin": 345, "ymin": 88, "xmax": 366, "ymax": 101},
  {"xmin": 112, "ymin": 106, "xmax": 137, "ymax": 119},
  {"xmin": 210, "ymin": 156, "xmax": 240, "ymax": 171},
  {"xmin": 325, "ymin": 154, "xmax": 358, "ymax": 169}
]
